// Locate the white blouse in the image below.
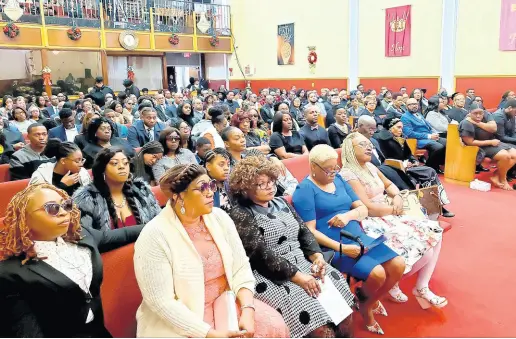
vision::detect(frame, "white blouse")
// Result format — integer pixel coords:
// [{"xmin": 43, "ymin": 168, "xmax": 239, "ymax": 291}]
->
[{"xmin": 34, "ymin": 237, "xmax": 94, "ymax": 323}]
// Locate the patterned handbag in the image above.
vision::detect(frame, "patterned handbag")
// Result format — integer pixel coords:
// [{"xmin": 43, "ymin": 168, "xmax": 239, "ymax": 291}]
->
[
  {"xmin": 386, "ymin": 190, "xmax": 426, "ymax": 218},
  {"xmin": 411, "ymin": 185, "xmax": 442, "ymax": 217}
]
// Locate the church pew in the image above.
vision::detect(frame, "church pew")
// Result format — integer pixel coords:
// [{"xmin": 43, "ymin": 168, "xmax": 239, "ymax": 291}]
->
[
  {"xmin": 444, "ymin": 124, "xmax": 479, "ymax": 184},
  {"xmin": 0, "ymin": 164, "xmax": 10, "ymax": 183}
]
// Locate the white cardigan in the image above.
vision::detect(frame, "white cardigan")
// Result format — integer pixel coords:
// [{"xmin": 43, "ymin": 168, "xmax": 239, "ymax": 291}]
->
[{"xmin": 134, "ymin": 204, "xmax": 256, "ymax": 338}]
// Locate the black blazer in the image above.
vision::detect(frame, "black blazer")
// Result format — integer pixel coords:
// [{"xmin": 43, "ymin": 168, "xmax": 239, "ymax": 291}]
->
[
  {"xmin": 327, "ymin": 123, "xmax": 350, "ymax": 149},
  {"xmin": 0, "ymin": 225, "xmax": 143, "ymax": 338},
  {"xmin": 375, "ymin": 129, "xmax": 416, "ymax": 163}
]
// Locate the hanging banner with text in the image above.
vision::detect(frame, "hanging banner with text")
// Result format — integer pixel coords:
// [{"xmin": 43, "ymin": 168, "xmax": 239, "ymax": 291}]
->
[
  {"xmin": 385, "ymin": 5, "xmax": 411, "ymax": 57},
  {"xmin": 499, "ymin": 0, "xmax": 516, "ymax": 51}
]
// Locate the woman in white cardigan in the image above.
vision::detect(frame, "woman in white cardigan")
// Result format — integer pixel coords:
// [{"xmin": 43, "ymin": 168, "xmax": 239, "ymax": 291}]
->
[{"xmin": 134, "ymin": 163, "xmax": 289, "ymax": 338}]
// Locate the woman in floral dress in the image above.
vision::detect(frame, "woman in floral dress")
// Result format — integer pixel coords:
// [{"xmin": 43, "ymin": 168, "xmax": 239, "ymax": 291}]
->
[{"xmin": 340, "ymin": 132, "xmax": 448, "ymax": 309}]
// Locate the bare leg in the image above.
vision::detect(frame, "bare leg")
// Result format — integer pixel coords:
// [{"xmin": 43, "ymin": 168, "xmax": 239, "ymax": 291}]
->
[
  {"xmin": 371, "ymin": 256, "xmax": 405, "ymax": 302},
  {"xmin": 359, "ymin": 265, "xmax": 386, "ymax": 326},
  {"xmin": 493, "ymin": 150, "xmax": 514, "ymax": 190}
]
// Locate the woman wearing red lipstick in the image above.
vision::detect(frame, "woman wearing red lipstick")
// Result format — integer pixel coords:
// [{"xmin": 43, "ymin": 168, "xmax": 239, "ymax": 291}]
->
[
  {"xmin": 0, "ymin": 184, "xmax": 142, "ymax": 337},
  {"xmin": 73, "ymin": 147, "xmax": 161, "ymax": 230},
  {"xmin": 134, "ymin": 163, "xmax": 289, "ymax": 338}
]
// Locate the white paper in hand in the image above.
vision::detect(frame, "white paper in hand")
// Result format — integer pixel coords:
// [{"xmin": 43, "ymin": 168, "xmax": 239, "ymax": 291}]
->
[{"xmin": 316, "ymin": 277, "xmax": 353, "ymax": 325}]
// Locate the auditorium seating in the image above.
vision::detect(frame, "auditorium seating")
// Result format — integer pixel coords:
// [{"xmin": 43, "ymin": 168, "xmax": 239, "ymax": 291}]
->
[
  {"xmin": 282, "ymin": 154, "xmax": 310, "ymax": 182},
  {"xmin": 0, "ymin": 164, "xmax": 10, "ymax": 183},
  {"xmin": 0, "ymin": 179, "xmax": 29, "ymax": 217},
  {"xmin": 100, "ymin": 243, "xmax": 141, "ymax": 338},
  {"xmin": 444, "ymin": 124, "xmax": 479, "ymax": 184},
  {"xmin": 151, "ymin": 185, "xmax": 168, "ymax": 207}
]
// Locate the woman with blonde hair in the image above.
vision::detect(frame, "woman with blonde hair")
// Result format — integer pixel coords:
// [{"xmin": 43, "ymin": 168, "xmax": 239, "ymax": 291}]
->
[
  {"xmin": 340, "ymin": 132, "xmax": 447, "ymax": 309},
  {"xmin": 292, "ymin": 144, "xmax": 405, "ymax": 335},
  {"xmin": 133, "ymin": 164, "xmax": 288, "ymax": 338},
  {"xmin": 0, "ymin": 184, "xmax": 142, "ymax": 337}
]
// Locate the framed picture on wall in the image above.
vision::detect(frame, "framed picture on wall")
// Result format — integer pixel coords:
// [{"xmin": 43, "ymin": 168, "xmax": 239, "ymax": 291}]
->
[{"xmin": 277, "ymin": 23, "xmax": 294, "ymax": 65}]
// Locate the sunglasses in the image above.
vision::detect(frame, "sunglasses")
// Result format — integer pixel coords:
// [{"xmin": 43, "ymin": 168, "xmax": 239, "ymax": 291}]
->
[
  {"xmin": 192, "ymin": 179, "xmax": 217, "ymax": 196},
  {"xmin": 167, "ymin": 136, "xmax": 181, "ymax": 142},
  {"xmin": 35, "ymin": 199, "xmax": 74, "ymax": 216}
]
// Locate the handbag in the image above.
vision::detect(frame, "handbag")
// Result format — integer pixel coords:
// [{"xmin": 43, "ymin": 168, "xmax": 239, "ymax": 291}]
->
[
  {"xmin": 386, "ymin": 190, "xmax": 425, "ymax": 218},
  {"xmin": 411, "ymin": 185, "xmax": 442, "ymax": 216}
]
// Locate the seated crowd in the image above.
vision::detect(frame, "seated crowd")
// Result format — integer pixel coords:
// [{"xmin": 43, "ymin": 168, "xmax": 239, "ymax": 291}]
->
[{"xmin": 0, "ymin": 79, "xmax": 515, "ymax": 338}]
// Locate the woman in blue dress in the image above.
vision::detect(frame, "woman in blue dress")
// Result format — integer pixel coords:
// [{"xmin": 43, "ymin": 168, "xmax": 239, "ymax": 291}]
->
[{"xmin": 292, "ymin": 144, "xmax": 405, "ymax": 335}]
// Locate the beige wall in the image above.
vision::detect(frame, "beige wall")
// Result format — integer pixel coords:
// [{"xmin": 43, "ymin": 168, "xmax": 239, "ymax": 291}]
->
[
  {"xmin": 455, "ymin": 0, "xmax": 516, "ymax": 76},
  {"xmin": 228, "ymin": 0, "xmax": 349, "ymax": 80},
  {"xmin": 358, "ymin": 0, "xmax": 443, "ymax": 77}
]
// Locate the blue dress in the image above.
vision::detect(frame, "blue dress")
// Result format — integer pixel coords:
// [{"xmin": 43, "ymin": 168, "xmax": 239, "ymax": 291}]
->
[{"xmin": 292, "ymin": 174, "xmax": 398, "ymax": 281}]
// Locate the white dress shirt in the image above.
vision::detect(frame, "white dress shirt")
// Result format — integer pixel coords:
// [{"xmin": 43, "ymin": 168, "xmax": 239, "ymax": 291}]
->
[
  {"xmin": 34, "ymin": 237, "xmax": 94, "ymax": 323},
  {"xmin": 65, "ymin": 126, "xmax": 79, "ymax": 142}
]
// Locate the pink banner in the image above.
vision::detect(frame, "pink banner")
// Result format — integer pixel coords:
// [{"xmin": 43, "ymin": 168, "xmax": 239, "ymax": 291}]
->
[
  {"xmin": 499, "ymin": 0, "xmax": 516, "ymax": 51},
  {"xmin": 385, "ymin": 5, "xmax": 411, "ymax": 57}
]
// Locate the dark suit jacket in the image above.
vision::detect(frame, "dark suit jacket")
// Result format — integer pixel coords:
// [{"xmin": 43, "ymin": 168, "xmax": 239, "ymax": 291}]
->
[
  {"xmin": 82, "ymin": 137, "xmax": 135, "ymax": 168},
  {"xmin": 2, "ymin": 128, "xmax": 24, "ymax": 149},
  {"xmin": 155, "ymin": 104, "xmax": 178, "ymax": 124},
  {"xmin": 0, "ymin": 225, "xmax": 142, "ymax": 338},
  {"xmin": 74, "ymin": 133, "xmax": 88, "ymax": 151},
  {"xmin": 41, "ymin": 106, "xmax": 58, "ymax": 119},
  {"xmin": 260, "ymin": 105, "xmax": 274, "ymax": 124},
  {"xmin": 127, "ymin": 120, "xmax": 166, "ymax": 148},
  {"xmin": 376, "ymin": 129, "xmax": 417, "ymax": 163},
  {"xmin": 48, "ymin": 125, "xmax": 81, "ymax": 142}
]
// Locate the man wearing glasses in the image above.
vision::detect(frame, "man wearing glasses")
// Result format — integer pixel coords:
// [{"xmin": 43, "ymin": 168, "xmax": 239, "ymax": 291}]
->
[{"xmin": 401, "ymin": 98, "xmax": 447, "ymax": 173}]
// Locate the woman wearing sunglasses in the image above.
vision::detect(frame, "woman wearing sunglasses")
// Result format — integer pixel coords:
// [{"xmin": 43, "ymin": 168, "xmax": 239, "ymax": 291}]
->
[
  {"xmin": 153, "ymin": 127, "xmax": 197, "ymax": 182},
  {"xmin": 29, "ymin": 138, "xmax": 91, "ymax": 196},
  {"xmin": 73, "ymin": 147, "xmax": 161, "ymax": 230},
  {"xmin": 0, "ymin": 184, "xmax": 142, "ymax": 337},
  {"xmin": 134, "ymin": 163, "xmax": 289, "ymax": 338},
  {"xmin": 292, "ymin": 144, "xmax": 405, "ymax": 335},
  {"xmin": 228, "ymin": 156, "xmax": 354, "ymax": 338}
]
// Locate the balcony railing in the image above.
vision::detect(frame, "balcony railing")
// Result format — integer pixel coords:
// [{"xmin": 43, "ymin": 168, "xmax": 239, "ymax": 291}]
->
[{"xmin": 0, "ymin": 0, "xmax": 230, "ymax": 35}]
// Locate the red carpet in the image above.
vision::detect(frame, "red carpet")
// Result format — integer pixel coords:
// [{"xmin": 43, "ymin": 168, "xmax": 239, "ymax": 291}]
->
[{"xmin": 355, "ymin": 178, "xmax": 516, "ymax": 337}]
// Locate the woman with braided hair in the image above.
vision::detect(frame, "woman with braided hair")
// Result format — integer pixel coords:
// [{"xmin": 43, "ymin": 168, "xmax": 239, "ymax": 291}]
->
[
  {"xmin": 134, "ymin": 163, "xmax": 289, "ymax": 338},
  {"xmin": 204, "ymin": 147, "xmax": 232, "ymax": 212},
  {"xmin": 0, "ymin": 184, "xmax": 142, "ymax": 337},
  {"xmin": 73, "ymin": 146, "xmax": 161, "ymax": 230}
]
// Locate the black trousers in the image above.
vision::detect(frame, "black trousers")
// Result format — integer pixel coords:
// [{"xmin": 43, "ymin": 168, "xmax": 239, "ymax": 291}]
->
[{"xmin": 423, "ymin": 138, "xmax": 447, "ymax": 170}]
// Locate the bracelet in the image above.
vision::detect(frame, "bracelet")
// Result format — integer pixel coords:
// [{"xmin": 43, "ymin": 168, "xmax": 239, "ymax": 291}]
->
[{"xmin": 241, "ymin": 304, "xmax": 256, "ymax": 311}]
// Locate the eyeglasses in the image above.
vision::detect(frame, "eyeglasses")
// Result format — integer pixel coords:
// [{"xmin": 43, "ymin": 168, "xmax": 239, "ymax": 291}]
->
[
  {"xmin": 354, "ymin": 141, "xmax": 374, "ymax": 150},
  {"xmin": 33, "ymin": 199, "xmax": 74, "ymax": 216},
  {"xmin": 167, "ymin": 135, "xmax": 181, "ymax": 142},
  {"xmin": 313, "ymin": 162, "xmax": 340, "ymax": 176},
  {"xmin": 67, "ymin": 157, "xmax": 86, "ymax": 165},
  {"xmin": 256, "ymin": 180, "xmax": 276, "ymax": 190},
  {"xmin": 192, "ymin": 179, "xmax": 217, "ymax": 196}
]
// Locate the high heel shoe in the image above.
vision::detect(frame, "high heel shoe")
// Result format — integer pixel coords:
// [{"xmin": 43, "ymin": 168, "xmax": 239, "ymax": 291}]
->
[
  {"xmin": 388, "ymin": 283, "xmax": 408, "ymax": 303},
  {"xmin": 372, "ymin": 301, "xmax": 388, "ymax": 316},
  {"xmin": 366, "ymin": 321, "xmax": 385, "ymax": 335},
  {"xmin": 413, "ymin": 287, "xmax": 448, "ymax": 309}
]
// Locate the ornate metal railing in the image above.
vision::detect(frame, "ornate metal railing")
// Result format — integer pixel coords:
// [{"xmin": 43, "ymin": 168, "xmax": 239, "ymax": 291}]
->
[{"xmin": 0, "ymin": 0, "xmax": 230, "ymax": 34}]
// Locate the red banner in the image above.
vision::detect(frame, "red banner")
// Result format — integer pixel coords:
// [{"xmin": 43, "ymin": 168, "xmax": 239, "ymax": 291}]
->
[
  {"xmin": 499, "ymin": 0, "xmax": 516, "ymax": 51},
  {"xmin": 385, "ymin": 5, "xmax": 411, "ymax": 57}
]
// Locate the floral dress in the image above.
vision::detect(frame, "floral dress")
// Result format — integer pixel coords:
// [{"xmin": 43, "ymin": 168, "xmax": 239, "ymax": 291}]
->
[{"xmin": 340, "ymin": 164, "xmax": 443, "ymax": 274}]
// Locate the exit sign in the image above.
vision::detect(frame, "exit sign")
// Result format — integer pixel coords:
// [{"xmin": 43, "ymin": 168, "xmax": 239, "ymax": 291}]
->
[{"xmin": 184, "ymin": 53, "xmax": 191, "ymax": 58}]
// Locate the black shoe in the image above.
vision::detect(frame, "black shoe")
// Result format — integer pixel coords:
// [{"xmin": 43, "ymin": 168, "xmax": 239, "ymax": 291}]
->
[
  {"xmin": 437, "ymin": 168, "xmax": 445, "ymax": 175},
  {"xmin": 442, "ymin": 207, "xmax": 455, "ymax": 218},
  {"xmin": 476, "ymin": 165, "xmax": 489, "ymax": 173}
]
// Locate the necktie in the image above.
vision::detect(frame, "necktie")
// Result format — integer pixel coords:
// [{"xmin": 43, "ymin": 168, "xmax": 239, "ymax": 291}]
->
[
  {"xmin": 147, "ymin": 128, "xmax": 154, "ymax": 141},
  {"xmin": 162, "ymin": 105, "xmax": 166, "ymax": 112}
]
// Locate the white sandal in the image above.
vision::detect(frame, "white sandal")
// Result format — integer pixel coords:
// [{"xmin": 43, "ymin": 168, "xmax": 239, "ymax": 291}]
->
[{"xmin": 413, "ymin": 287, "xmax": 448, "ymax": 309}]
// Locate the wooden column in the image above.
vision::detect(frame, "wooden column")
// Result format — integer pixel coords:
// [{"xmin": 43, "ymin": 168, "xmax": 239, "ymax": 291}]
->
[
  {"xmin": 40, "ymin": 49, "xmax": 52, "ymax": 96},
  {"xmin": 101, "ymin": 50, "xmax": 109, "ymax": 85},
  {"xmin": 161, "ymin": 54, "xmax": 168, "ymax": 90}
]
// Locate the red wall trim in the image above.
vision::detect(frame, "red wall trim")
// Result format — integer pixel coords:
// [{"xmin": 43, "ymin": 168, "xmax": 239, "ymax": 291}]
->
[
  {"xmin": 455, "ymin": 77, "xmax": 515, "ymax": 109},
  {"xmin": 207, "ymin": 79, "xmax": 226, "ymax": 90},
  {"xmin": 228, "ymin": 78, "xmax": 348, "ymax": 93},
  {"xmin": 357, "ymin": 78, "xmax": 441, "ymax": 96}
]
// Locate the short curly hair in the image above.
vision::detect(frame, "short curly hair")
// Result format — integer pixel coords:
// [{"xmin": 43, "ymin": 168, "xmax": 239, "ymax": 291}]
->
[{"xmin": 229, "ymin": 155, "xmax": 279, "ymax": 204}]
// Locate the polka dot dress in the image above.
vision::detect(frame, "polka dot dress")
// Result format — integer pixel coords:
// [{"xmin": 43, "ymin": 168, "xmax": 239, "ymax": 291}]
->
[{"xmin": 251, "ymin": 206, "xmax": 355, "ymax": 338}]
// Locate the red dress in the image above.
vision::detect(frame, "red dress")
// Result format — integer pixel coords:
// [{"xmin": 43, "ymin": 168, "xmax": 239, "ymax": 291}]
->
[{"xmin": 111, "ymin": 215, "xmax": 137, "ymax": 229}]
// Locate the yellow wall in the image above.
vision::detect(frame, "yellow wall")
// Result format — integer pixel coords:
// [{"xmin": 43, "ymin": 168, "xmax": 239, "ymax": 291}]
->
[
  {"xmin": 455, "ymin": 0, "xmax": 516, "ymax": 76},
  {"xmin": 358, "ymin": 0, "xmax": 443, "ymax": 77},
  {"xmin": 228, "ymin": 0, "xmax": 349, "ymax": 80}
]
